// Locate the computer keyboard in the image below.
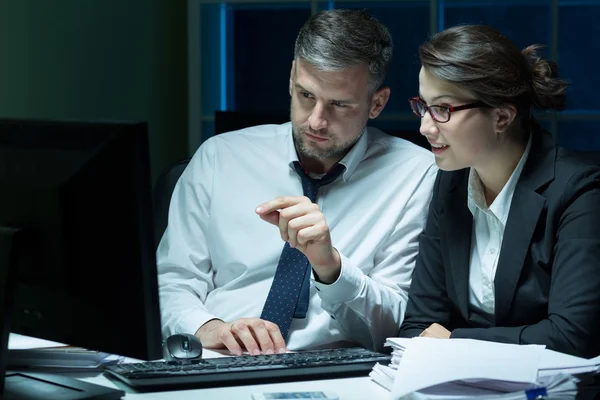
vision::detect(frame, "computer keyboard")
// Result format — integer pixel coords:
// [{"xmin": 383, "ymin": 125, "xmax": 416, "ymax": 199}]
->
[{"xmin": 104, "ymin": 347, "xmax": 391, "ymax": 391}]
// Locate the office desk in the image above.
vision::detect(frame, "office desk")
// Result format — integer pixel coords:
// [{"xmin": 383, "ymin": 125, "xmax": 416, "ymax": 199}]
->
[
  {"xmin": 8, "ymin": 336, "xmax": 390, "ymax": 400},
  {"xmin": 77, "ymin": 370, "xmax": 389, "ymax": 399},
  {"xmin": 74, "ymin": 347, "xmax": 390, "ymax": 399}
]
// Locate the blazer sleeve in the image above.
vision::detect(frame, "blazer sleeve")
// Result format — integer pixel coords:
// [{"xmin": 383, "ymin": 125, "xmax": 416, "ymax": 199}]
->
[
  {"xmin": 451, "ymin": 169, "xmax": 600, "ymax": 358},
  {"xmin": 399, "ymin": 171, "xmax": 455, "ymax": 337}
]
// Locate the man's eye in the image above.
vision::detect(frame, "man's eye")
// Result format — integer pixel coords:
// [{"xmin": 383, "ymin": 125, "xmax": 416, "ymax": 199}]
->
[
  {"xmin": 301, "ymin": 92, "xmax": 313, "ymax": 99},
  {"xmin": 333, "ymin": 102, "xmax": 347, "ymax": 108}
]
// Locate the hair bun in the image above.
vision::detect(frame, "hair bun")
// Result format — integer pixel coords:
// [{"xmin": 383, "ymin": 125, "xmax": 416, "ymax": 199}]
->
[{"xmin": 522, "ymin": 45, "xmax": 568, "ymax": 111}]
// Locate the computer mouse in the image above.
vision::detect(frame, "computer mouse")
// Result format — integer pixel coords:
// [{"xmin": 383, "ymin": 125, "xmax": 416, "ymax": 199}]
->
[{"xmin": 163, "ymin": 333, "xmax": 203, "ymax": 361}]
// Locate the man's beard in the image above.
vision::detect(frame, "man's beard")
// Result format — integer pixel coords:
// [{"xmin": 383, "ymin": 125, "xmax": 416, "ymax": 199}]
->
[{"xmin": 291, "ymin": 123, "xmax": 365, "ymax": 161}]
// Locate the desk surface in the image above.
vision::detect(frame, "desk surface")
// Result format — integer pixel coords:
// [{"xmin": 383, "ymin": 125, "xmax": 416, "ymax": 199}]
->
[
  {"xmin": 79, "ymin": 372, "xmax": 389, "ymax": 400},
  {"xmin": 9, "ymin": 335, "xmax": 390, "ymax": 400},
  {"xmin": 84, "ymin": 348, "xmax": 390, "ymax": 399}
]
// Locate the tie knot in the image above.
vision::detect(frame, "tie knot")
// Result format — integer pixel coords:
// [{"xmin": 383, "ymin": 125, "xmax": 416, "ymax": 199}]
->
[{"xmin": 292, "ymin": 162, "xmax": 345, "ymax": 202}]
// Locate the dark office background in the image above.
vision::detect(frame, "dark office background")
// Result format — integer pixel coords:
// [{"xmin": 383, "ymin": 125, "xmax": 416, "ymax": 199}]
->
[
  {"xmin": 1, "ymin": 0, "xmax": 599, "ymax": 178},
  {"xmin": 194, "ymin": 0, "xmax": 600, "ymax": 153}
]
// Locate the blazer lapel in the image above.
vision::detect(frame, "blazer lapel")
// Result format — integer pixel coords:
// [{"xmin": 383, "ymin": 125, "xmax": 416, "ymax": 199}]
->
[
  {"xmin": 441, "ymin": 172, "xmax": 473, "ymax": 319},
  {"xmin": 494, "ymin": 187, "xmax": 545, "ymax": 322},
  {"xmin": 494, "ymin": 129, "xmax": 555, "ymax": 322}
]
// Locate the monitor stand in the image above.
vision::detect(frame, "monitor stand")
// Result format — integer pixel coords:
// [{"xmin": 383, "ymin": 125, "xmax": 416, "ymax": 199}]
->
[{"xmin": 0, "ymin": 227, "xmax": 125, "ymax": 400}]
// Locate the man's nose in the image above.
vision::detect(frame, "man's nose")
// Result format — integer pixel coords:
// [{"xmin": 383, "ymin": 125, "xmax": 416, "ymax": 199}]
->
[{"xmin": 307, "ymin": 102, "xmax": 328, "ymax": 131}]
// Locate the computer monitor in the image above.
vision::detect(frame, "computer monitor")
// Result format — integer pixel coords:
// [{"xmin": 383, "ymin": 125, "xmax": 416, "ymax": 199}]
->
[{"xmin": 0, "ymin": 119, "xmax": 163, "ymax": 398}]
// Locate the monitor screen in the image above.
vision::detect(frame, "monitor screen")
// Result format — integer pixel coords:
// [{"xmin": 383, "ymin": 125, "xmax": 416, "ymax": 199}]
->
[{"xmin": 0, "ymin": 118, "xmax": 162, "ymax": 363}]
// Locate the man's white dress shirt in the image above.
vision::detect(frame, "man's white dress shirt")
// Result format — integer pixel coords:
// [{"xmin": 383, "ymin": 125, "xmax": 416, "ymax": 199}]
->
[
  {"xmin": 467, "ymin": 136, "xmax": 532, "ymax": 318},
  {"xmin": 157, "ymin": 122, "xmax": 437, "ymax": 351}
]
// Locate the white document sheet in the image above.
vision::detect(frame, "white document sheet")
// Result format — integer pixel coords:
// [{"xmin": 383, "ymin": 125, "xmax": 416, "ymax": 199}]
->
[{"xmin": 390, "ymin": 338, "xmax": 545, "ymax": 399}]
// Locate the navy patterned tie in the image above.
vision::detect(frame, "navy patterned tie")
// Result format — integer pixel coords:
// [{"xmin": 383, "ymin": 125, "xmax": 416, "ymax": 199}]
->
[{"xmin": 260, "ymin": 161, "xmax": 346, "ymax": 340}]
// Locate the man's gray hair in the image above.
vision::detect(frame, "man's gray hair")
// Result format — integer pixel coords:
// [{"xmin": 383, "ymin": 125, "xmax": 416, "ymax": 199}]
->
[{"xmin": 294, "ymin": 9, "xmax": 393, "ymax": 93}]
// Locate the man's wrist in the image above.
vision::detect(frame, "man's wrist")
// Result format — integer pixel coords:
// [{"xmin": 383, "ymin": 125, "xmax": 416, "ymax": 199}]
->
[
  {"xmin": 312, "ymin": 247, "xmax": 342, "ymax": 284},
  {"xmin": 195, "ymin": 318, "xmax": 224, "ymax": 339}
]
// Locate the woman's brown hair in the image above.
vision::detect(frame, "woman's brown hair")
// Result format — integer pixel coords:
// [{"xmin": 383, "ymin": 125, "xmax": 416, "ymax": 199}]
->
[{"xmin": 419, "ymin": 25, "xmax": 568, "ymax": 128}]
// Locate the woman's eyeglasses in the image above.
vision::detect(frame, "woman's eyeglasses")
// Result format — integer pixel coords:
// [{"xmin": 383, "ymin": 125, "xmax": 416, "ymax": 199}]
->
[{"xmin": 409, "ymin": 97, "xmax": 490, "ymax": 123}]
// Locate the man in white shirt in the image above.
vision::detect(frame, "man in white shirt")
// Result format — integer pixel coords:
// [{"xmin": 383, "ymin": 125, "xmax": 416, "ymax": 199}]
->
[{"xmin": 157, "ymin": 9, "xmax": 437, "ymax": 355}]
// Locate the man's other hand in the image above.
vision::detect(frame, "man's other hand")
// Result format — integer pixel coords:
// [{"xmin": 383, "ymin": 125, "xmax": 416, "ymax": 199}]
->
[{"xmin": 195, "ymin": 318, "xmax": 288, "ymax": 356}]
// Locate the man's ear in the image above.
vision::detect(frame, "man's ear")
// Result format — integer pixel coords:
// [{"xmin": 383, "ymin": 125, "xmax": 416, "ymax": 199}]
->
[
  {"xmin": 369, "ymin": 87, "xmax": 391, "ymax": 119},
  {"xmin": 289, "ymin": 60, "xmax": 295, "ymax": 96},
  {"xmin": 495, "ymin": 104, "xmax": 517, "ymax": 134}
]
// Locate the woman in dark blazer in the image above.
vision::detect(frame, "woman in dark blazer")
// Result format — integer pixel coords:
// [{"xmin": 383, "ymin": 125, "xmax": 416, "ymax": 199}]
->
[{"xmin": 398, "ymin": 24, "xmax": 600, "ymax": 358}]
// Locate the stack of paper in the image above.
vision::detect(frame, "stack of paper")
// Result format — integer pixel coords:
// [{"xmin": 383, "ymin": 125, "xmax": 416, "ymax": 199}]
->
[
  {"xmin": 8, "ymin": 333, "xmax": 123, "ymax": 371},
  {"xmin": 537, "ymin": 349, "xmax": 600, "ymax": 378},
  {"xmin": 370, "ymin": 337, "xmax": 599, "ymax": 399}
]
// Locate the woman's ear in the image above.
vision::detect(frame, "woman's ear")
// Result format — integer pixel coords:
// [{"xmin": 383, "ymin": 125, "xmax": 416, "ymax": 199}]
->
[{"xmin": 494, "ymin": 104, "xmax": 517, "ymax": 134}]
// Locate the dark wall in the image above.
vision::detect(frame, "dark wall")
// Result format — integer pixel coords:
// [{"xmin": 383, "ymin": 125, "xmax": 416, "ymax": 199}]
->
[{"xmin": 0, "ymin": 0, "xmax": 188, "ymax": 180}]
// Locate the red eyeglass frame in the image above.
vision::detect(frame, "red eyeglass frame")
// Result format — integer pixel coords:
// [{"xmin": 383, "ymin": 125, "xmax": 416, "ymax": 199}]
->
[{"xmin": 409, "ymin": 96, "xmax": 490, "ymax": 123}]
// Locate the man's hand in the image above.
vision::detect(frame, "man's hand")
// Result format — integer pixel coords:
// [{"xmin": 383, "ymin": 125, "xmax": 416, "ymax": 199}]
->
[
  {"xmin": 195, "ymin": 318, "xmax": 287, "ymax": 356},
  {"xmin": 419, "ymin": 323, "xmax": 451, "ymax": 339},
  {"xmin": 255, "ymin": 196, "xmax": 341, "ymax": 283}
]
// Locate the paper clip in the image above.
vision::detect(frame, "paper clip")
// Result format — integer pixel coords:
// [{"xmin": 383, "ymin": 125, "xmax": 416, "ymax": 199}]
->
[{"xmin": 525, "ymin": 387, "xmax": 548, "ymax": 400}]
